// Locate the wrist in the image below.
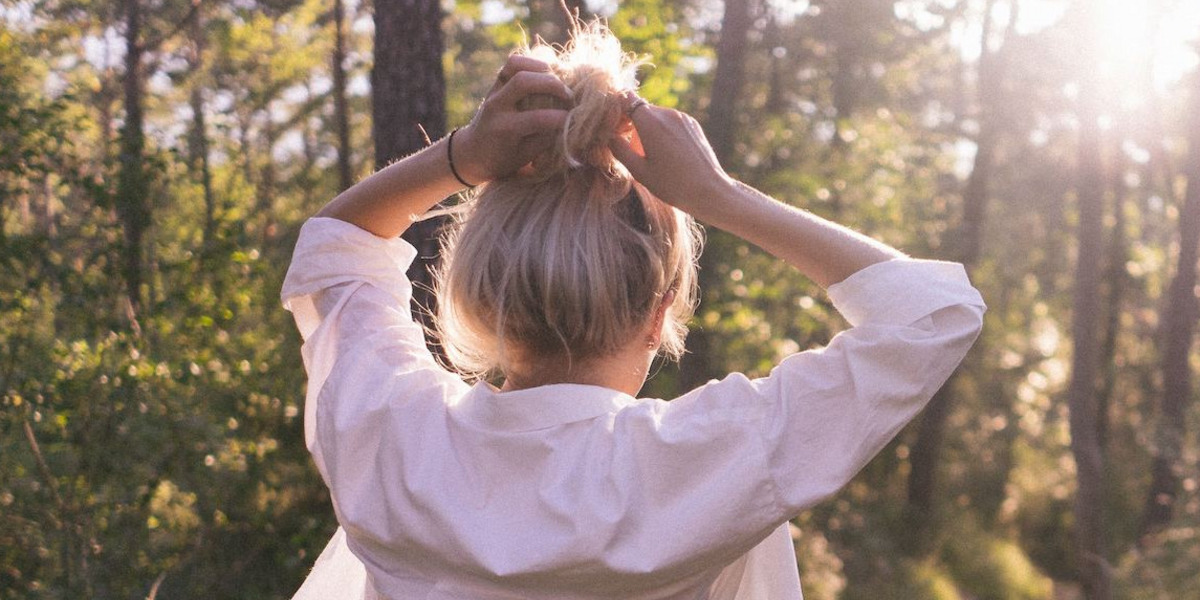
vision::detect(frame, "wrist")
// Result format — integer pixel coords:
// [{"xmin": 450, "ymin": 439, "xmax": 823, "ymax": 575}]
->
[
  {"xmin": 449, "ymin": 126, "xmax": 489, "ymax": 186},
  {"xmin": 683, "ymin": 174, "xmax": 741, "ymax": 226}
]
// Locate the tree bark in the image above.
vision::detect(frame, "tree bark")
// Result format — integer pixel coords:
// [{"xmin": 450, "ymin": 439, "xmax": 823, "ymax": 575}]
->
[
  {"xmin": 903, "ymin": 0, "xmax": 1009, "ymax": 551},
  {"xmin": 1096, "ymin": 133, "xmax": 1127, "ymax": 452},
  {"xmin": 681, "ymin": 0, "xmax": 754, "ymax": 391},
  {"xmin": 332, "ymin": 0, "xmax": 353, "ymax": 192},
  {"xmin": 186, "ymin": 5, "xmax": 215, "ymax": 249},
  {"xmin": 1140, "ymin": 70, "xmax": 1200, "ymax": 539},
  {"xmin": 373, "ymin": 0, "xmax": 445, "ymax": 167},
  {"xmin": 116, "ymin": 0, "xmax": 149, "ymax": 315},
  {"xmin": 764, "ymin": 15, "xmax": 787, "ymax": 116},
  {"xmin": 705, "ymin": 0, "xmax": 753, "ymax": 168},
  {"xmin": 373, "ymin": 0, "xmax": 447, "ymax": 351},
  {"xmin": 531, "ymin": 0, "xmax": 588, "ymax": 44},
  {"xmin": 1066, "ymin": 7, "xmax": 1112, "ymax": 597}
]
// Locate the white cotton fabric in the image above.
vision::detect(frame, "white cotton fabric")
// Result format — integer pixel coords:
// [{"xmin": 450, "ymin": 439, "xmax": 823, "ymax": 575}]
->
[{"xmin": 281, "ymin": 217, "xmax": 985, "ymax": 600}]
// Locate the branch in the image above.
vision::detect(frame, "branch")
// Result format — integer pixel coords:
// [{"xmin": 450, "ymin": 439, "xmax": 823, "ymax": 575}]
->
[
  {"xmin": 22, "ymin": 419, "xmax": 66, "ymax": 517},
  {"xmin": 140, "ymin": 0, "xmax": 207, "ymax": 54},
  {"xmin": 146, "ymin": 571, "xmax": 167, "ymax": 600}
]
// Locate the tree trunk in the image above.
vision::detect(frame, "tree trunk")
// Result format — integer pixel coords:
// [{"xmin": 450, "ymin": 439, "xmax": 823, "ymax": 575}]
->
[
  {"xmin": 705, "ymin": 0, "xmax": 753, "ymax": 168},
  {"xmin": 1096, "ymin": 133, "xmax": 1127, "ymax": 452},
  {"xmin": 1066, "ymin": 7, "xmax": 1112, "ymax": 597},
  {"xmin": 681, "ymin": 0, "xmax": 754, "ymax": 391},
  {"xmin": 186, "ymin": 5, "xmax": 215, "ymax": 249},
  {"xmin": 531, "ymin": 0, "xmax": 588, "ymax": 44},
  {"xmin": 255, "ymin": 104, "xmax": 280, "ymax": 244},
  {"xmin": 765, "ymin": 15, "xmax": 787, "ymax": 116},
  {"xmin": 373, "ymin": 0, "xmax": 447, "ymax": 351},
  {"xmin": 1140, "ymin": 70, "xmax": 1200, "ymax": 539},
  {"xmin": 332, "ymin": 0, "xmax": 353, "ymax": 192},
  {"xmin": 116, "ymin": 0, "xmax": 149, "ymax": 316},
  {"xmin": 903, "ymin": 0, "xmax": 1007, "ymax": 552}
]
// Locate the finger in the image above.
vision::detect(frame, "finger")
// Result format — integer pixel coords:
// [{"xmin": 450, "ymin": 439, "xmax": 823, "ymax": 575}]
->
[
  {"xmin": 623, "ymin": 104, "xmax": 672, "ymax": 149},
  {"xmin": 507, "ymin": 108, "xmax": 569, "ymax": 136},
  {"xmin": 492, "ymin": 71, "xmax": 573, "ymax": 108},
  {"xmin": 499, "ymin": 54, "xmax": 554, "ymax": 81},
  {"xmin": 616, "ymin": 90, "xmax": 643, "ymax": 113},
  {"xmin": 609, "ymin": 136, "xmax": 649, "ymax": 179},
  {"xmin": 489, "ymin": 54, "xmax": 556, "ymax": 96},
  {"xmin": 516, "ymin": 130, "xmax": 560, "ymax": 164}
]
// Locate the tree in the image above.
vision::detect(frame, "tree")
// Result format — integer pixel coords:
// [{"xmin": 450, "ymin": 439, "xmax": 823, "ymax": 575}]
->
[
  {"xmin": 705, "ymin": 0, "xmax": 754, "ymax": 168},
  {"xmin": 1140, "ymin": 69, "xmax": 1200, "ymax": 538},
  {"xmin": 1065, "ymin": 4, "xmax": 1112, "ymax": 597},
  {"xmin": 373, "ymin": 0, "xmax": 447, "ymax": 346},
  {"xmin": 185, "ymin": 1, "xmax": 216, "ymax": 248},
  {"xmin": 904, "ymin": 0, "xmax": 1020, "ymax": 547},
  {"xmin": 332, "ymin": 0, "xmax": 353, "ymax": 192},
  {"xmin": 681, "ymin": 0, "xmax": 755, "ymax": 391},
  {"xmin": 115, "ymin": 0, "xmax": 150, "ymax": 317}
]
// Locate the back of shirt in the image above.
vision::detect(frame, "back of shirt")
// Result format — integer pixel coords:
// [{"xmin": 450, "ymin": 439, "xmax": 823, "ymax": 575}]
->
[{"xmin": 282, "ymin": 218, "xmax": 984, "ymax": 599}]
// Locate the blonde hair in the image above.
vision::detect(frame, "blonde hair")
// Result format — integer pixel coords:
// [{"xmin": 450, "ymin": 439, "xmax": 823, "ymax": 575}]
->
[{"xmin": 434, "ymin": 21, "xmax": 702, "ymax": 378}]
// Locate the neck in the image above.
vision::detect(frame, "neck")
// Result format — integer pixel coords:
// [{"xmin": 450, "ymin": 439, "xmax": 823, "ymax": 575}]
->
[{"xmin": 501, "ymin": 346, "xmax": 652, "ymax": 396}]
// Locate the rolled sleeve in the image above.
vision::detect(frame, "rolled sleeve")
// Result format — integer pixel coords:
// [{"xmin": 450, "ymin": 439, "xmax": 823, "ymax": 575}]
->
[
  {"xmin": 280, "ymin": 217, "xmax": 454, "ymax": 472},
  {"xmin": 281, "ymin": 217, "xmax": 418, "ymax": 340},
  {"xmin": 827, "ymin": 258, "xmax": 983, "ymax": 327},
  {"xmin": 671, "ymin": 258, "xmax": 985, "ymax": 518}
]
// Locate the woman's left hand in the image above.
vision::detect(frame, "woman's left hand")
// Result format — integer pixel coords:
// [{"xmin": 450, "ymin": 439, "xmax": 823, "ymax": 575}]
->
[{"xmin": 453, "ymin": 55, "xmax": 573, "ymax": 184}]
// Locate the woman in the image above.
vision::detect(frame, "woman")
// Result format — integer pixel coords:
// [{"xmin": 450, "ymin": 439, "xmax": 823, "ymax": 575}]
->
[{"xmin": 282, "ymin": 24, "xmax": 984, "ymax": 600}]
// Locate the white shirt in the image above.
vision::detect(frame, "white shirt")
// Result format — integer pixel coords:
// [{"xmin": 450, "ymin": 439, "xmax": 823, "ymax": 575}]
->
[{"xmin": 282, "ymin": 217, "xmax": 985, "ymax": 600}]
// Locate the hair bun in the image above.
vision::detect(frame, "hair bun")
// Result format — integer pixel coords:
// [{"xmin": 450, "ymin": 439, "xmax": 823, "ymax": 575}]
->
[{"xmin": 519, "ymin": 20, "xmax": 646, "ymax": 178}]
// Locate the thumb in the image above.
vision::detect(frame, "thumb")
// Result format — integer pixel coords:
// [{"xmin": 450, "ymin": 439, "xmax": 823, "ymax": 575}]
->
[{"xmin": 609, "ymin": 136, "xmax": 649, "ymax": 179}]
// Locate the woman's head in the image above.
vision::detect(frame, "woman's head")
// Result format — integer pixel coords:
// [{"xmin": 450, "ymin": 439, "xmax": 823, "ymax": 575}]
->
[{"xmin": 435, "ymin": 22, "xmax": 702, "ymax": 379}]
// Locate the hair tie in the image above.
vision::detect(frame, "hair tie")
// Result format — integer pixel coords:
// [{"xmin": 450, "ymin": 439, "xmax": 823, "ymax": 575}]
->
[{"xmin": 447, "ymin": 128, "xmax": 477, "ymax": 189}]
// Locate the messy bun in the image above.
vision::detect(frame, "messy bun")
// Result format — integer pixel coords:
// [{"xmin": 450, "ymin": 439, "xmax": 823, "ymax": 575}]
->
[{"xmin": 435, "ymin": 20, "xmax": 702, "ymax": 379}]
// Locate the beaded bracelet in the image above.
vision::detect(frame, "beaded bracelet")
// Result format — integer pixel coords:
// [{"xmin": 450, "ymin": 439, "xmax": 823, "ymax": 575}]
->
[{"xmin": 447, "ymin": 128, "xmax": 476, "ymax": 189}]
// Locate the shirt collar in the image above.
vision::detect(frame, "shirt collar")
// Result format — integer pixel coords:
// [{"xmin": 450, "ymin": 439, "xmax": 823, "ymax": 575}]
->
[{"xmin": 452, "ymin": 382, "xmax": 639, "ymax": 431}]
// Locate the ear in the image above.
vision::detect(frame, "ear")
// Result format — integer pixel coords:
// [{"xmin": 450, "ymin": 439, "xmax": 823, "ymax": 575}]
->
[{"xmin": 648, "ymin": 289, "xmax": 676, "ymax": 347}]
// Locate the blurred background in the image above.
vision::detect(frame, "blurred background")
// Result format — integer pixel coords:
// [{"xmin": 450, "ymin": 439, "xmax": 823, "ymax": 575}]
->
[{"xmin": 2, "ymin": 0, "xmax": 1198, "ymax": 598}]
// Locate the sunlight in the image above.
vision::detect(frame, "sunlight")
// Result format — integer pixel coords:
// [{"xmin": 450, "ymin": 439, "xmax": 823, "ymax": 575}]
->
[
  {"xmin": 1021, "ymin": 0, "xmax": 1200, "ymax": 96},
  {"xmin": 1096, "ymin": 0, "xmax": 1199, "ymax": 95}
]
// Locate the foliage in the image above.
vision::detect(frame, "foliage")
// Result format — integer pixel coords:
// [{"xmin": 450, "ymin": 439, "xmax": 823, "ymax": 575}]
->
[
  {"xmin": 941, "ymin": 514, "xmax": 1054, "ymax": 600},
  {"xmin": 2, "ymin": 0, "xmax": 1200, "ymax": 597}
]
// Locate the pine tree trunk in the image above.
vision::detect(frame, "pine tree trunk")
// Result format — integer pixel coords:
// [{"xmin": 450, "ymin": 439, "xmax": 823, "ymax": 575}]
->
[
  {"xmin": 1097, "ymin": 134, "xmax": 1127, "ymax": 452},
  {"xmin": 903, "ymin": 0, "xmax": 1007, "ymax": 551},
  {"xmin": 187, "ymin": 6, "xmax": 215, "ymax": 249},
  {"xmin": 705, "ymin": 0, "xmax": 752, "ymax": 168},
  {"xmin": 532, "ymin": 0, "xmax": 588, "ymax": 43},
  {"xmin": 1067, "ymin": 8, "xmax": 1112, "ymax": 596},
  {"xmin": 116, "ymin": 0, "xmax": 149, "ymax": 315},
  {"xmin": 332, "ymin": 0, "xmax": 353, "ymax": 192},
  {"xmin": 1140, "ymin": 71, "xmax": 1200, "ymax": 538},
  {"xmin": 681, "ymin": 0, "xmax": 754, "ymax": 391},
  {"xmin": 373, "ymin": 0, "xmax": 447, "ymax": 352}
]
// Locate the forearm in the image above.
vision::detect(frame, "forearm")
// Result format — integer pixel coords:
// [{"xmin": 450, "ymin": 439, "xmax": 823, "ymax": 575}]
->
[
  {"xmin": 699, "ymin": 179, "xmax": 904, "ymax": 289},
  {"xmin": 608, "ymin": 106, "xmax": 903, "ymax": 287},
  {"xmin": 316, "ymin": 135, "xmax": 466, "ymax": 239}
]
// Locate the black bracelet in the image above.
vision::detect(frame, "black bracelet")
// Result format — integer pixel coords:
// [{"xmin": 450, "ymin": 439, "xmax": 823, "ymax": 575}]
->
[{"xmin": 447, "ymin": 128, "xmax": 476, "ymax": 189}]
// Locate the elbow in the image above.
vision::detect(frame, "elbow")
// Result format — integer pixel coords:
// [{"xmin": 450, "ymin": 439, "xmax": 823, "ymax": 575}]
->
[
  {"xmin": 961, "ymin": 301, "xmax": 987, "ymax": 350},
  {"xmin": 936, "ymin": 299, "xmax": 986, "ymax": 356}
]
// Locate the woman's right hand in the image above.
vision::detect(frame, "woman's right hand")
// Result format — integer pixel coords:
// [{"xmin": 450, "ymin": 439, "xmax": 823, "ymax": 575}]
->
[
  {"xmin": 454, "ymin": 55, "xmax": 574, "ymax": 184},
  {"xmin": 608, "ymin": 99, "xmax": 735, "ymax": 220},
  {"xmin": 611, "ymin": 95, "xmax": 902, "ymax": 288}
]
